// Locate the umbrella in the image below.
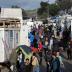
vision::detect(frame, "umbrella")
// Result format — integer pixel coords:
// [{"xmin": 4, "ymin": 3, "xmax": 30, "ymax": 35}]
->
[{"xmin": 16, "ymin": 45, "xmax": 32, "ymax": 60}]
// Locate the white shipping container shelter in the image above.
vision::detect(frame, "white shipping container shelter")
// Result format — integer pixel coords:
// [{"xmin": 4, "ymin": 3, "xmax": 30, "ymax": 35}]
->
[
  {"xmin": 0, "ymin": 28, "xmax": 20, "ymax": 62},
  {"xmin": 0, "ymin": 8, "xmax": 33, "ymax": 44},
  {"xmin": 1, "ymin": 8, "xmax": 22, "ymax": 20},
  {"xmin": 0, "ymin": 18, "xmax": 21, "ymax": 62},
  {"xmin": 20, "ymin": 24, "xmax": 30, "ymax": 46},
  {"xmin": 0, "ymin": 8, "xmax": 32, "ymax": 62},
  {"xmin": 0, "ymin": 8, "xmax": 23, "ymax": 38},
  {"xmin": 19, "ymin": 21, "xmax": 33, "ymax": 46}
]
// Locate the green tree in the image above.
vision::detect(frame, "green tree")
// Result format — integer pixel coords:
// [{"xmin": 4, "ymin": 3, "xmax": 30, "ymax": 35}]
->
[
  {"xmin": 56, "ymin": 0, "xmax": 72, "ymax": 11},
  {"xmin": 37, "ymin": 1, "xmax": 60, "ymax": 19},
  {"xmin": 11, "ymin": 5, "xmax": 20, "ymax": 8},
  {"xmin": 22, "ymin": 8, "xmax": 28, "ymax": 19},
  {"xmin": 49, "ymin": 4, "xmax": 60, "ymax": 16},
  {"xmin": 37, "ymin": 1, "xmax": 49, "ymax": 19}
]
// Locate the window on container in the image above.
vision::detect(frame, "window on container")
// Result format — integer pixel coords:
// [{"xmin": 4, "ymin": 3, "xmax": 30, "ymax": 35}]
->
[
  {"xmin": 5, "ymin": 22, "xmax": 10, "ymax": 25},
  {"xmin": 5, "ymin": 22, "xmax": 10, "ymax": 27},
  {"xmin": 10, "ymin": 30, "xmax": 13, "ymax": 38},
  {"xmin": 0, "ymin": 23, "xmax": 3, "ymax": 26},
  {"xmin": 16, "ymin": 32, "xmax": 18, "ymax": 43}
]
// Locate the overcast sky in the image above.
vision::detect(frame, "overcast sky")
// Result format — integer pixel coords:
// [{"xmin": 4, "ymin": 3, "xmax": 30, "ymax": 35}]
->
[{"xmin": 0, "ymin": 0, "xmax": 55, "ymax": 10}]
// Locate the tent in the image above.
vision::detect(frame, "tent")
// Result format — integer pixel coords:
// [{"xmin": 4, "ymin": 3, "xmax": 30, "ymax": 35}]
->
[{"xmin": 16, "ymin": 45, "xmax": 32, "ymax": 60}]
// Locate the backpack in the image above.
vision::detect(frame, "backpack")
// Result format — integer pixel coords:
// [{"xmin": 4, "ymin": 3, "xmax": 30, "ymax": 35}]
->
[{"xmin": 32, "ymin": 56, "xmax": 39, "ymax": 66}]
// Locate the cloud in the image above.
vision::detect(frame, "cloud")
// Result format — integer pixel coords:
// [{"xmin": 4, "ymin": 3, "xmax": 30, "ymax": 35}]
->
[{"xmin": 0, "ymin": 0, "xmax": 55, "ymax": 10}]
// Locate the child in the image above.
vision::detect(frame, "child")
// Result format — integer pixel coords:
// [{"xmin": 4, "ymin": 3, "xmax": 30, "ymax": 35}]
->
[{"xmin": 25, "ymin": 58, "xmax": 31, "ymax": 72}]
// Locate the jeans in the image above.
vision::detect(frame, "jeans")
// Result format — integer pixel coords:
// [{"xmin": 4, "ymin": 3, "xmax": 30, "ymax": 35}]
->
[
  {"xmin": 60, "ymin": 68, "xmax": 64, "ymax": 72},
  {"xmin": 33, "ymin": 66, "xmax": 39, "ymax": 72}
]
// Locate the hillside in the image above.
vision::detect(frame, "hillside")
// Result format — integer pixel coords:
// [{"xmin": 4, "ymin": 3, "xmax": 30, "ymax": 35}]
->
[{"xmin": 26, "ymin": 9, "xmax": 37, "ymax": 17}]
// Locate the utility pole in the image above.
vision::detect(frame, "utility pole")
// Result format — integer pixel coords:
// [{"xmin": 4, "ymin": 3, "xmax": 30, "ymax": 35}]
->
[
  {"xmin": 48, "ymin": 0, "xmax": 49, "ymax": 18},
  {"xmin": 36, "ymin": 8, "xmax": 38, "ymax": 20},
  {"xmin": 47, "ymin": 0, "xmax": 49, "ymax": 25}
]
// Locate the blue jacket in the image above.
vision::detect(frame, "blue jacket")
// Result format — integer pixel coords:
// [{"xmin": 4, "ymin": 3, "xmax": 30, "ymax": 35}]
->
[{"xmin": 28, "ymin": 32, "xmax": 34, "ymax": 43}]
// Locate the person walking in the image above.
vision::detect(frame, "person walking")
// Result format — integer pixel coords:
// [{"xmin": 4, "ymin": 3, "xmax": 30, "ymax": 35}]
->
[
  {"xmin": 17, "ymin": 50, "xmax": 25, "ymax": 72},
  {"xmin": 46, "ymin": 51, "xmax": 52, "ymax": 72},
  {"xmin": 56, "ymin": 52, "xmax": 64, "ymax": 72},
  {"xmin": 49, "ymin": 37, "xmax": 53, "ymax": 50},
  {"xmin": 67, "ymin": 45, "xmax": 72, "ymax": 60},
  {"xmin": 38, "ymin": 40, "xmax": 43, "ymax": 65},
  {"xmin": 33, "ymin": 37, "xmax": 38, "ymax": 48},
  {"xmin": 32, "ymin": 53, "xmax": 40, "ymax": 72},
  {"xmin": 25, "ymin": 58, "xmax": 32, "ymax": 72},
  {"xmin": 51, "ymin": 52, "xmax": 60, "ymax": 72},
  {"xmin": 43, "ymin": 37, "xmax": 49, "ymax": 55}
]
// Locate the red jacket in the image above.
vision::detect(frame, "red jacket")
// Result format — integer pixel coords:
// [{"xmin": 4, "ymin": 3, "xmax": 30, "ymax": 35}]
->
[{"xmin": 38, "ymin": 42, "xmax": 43, "ymax": 51}]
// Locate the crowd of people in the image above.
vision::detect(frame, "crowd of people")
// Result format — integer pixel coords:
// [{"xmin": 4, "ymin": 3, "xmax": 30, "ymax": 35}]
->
[{"xmin": 16, "ymin": 24, "xmax": 72, "ymax": 72}]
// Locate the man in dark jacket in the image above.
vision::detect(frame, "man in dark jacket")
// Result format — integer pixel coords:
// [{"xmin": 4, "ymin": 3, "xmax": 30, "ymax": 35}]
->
[
  {"xmin": 67, "ymin": 45, "xmax": 72, "ymax": 60},
  {"xmin": 45, "ymin": 51, "xmax": 52, "ymax": 72},
  {"xmin": 51, "ymin": 52, "xmax": 60, "ymax": 72}
]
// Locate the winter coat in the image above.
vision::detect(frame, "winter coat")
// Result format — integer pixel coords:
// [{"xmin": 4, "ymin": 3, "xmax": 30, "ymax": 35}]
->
[{"xmin": 51, "ymin": 57, "xmax": 60, "ymax": 72}]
